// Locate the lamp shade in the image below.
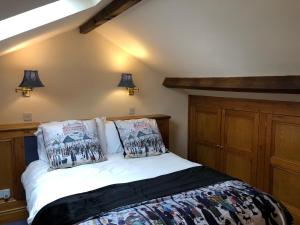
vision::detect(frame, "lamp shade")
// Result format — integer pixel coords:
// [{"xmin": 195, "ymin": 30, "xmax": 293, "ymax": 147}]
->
[
  {"xmin": 18, "ymin": 70, "xmax": 44, "ymax": 88},
  {"xmin": 118, "ymin": 73, "xmax": 136, "ymax": 88}
]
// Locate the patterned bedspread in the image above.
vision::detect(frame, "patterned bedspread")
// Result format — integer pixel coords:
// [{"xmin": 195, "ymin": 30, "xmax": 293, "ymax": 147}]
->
[
  {"xmin": 31, "ymin": 166, "xmax": 292, "ymax": 225},
  {"xmin": 79, "ymin": 180, "xmax": 290, "ymax": 225}
]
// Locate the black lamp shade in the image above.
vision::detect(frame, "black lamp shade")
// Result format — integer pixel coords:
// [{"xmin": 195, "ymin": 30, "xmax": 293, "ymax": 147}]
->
[
  {"xmin": 18, "ymin": 70, "xmax": 44, "ymax": 88},
  {"xmin": 118, "ymin": 73, "xmax": 136, "ymax": 88}
]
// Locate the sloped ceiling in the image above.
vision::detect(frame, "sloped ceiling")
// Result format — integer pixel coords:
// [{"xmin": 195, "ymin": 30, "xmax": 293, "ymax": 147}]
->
[
  {"xmin": 0, "ymin": 0, "xmax": 112, "ymax": 55},
  {"xmin": 96, "ymin": 0, "xmax": 300, "ymax": 77},
  {"xmin": 0, "ymin": 0, "xmax": 57, "ymax": 21}
]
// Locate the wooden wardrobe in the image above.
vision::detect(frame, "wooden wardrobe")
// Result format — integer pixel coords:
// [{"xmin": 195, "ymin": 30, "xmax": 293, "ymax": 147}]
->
[{"xmin": 188, "ymin": 95, "xmax": 300, "ymax": 223}]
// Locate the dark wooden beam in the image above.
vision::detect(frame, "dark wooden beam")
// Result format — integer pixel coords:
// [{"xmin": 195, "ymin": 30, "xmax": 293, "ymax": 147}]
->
[
  {"xmin": 80, "ymin": 0, "xmax": 143, "ymax": 34},
  {"xmin": 163, "ymin": 76, "xmax": 300, "ymax": 93}
]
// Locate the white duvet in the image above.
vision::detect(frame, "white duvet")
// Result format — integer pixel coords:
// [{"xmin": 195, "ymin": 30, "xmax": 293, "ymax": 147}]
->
[{"xmin": 22, "ymin": 152, "xmax": 199, "ymax": 224}]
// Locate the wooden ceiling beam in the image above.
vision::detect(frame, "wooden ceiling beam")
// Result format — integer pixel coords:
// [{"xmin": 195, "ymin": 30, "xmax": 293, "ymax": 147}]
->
[
  {"xmin": 163, "ymin": 76, "xmax": 300, "ymax": 93},
  {"xmin": 80, "ymin": 0, "xmax": 143, "ymax": 34}
]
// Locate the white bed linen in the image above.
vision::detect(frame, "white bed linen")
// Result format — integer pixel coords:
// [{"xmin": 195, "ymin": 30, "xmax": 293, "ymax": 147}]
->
[{"xmin": 22, "ymin": 152, "xmax": 200, "ymax": 224}]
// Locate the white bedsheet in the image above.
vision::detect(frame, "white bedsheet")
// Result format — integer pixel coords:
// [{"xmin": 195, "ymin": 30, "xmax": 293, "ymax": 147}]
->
[{"xmin": 21, "ymin": 153, "xmax": 199, "ymax": 224}]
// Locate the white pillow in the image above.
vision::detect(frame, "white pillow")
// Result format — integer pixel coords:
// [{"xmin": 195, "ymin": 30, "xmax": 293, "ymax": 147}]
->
[
  {"xmin": 34, "ymin": 128, "xmax": 48, "ymax": 163},
  {"xmin": 105, "ymin": 121, "xmax": 123, "ymax": 154},
  {"xmin": 95, "ymin": 117, "xmax": 108, "ymax": 155}
]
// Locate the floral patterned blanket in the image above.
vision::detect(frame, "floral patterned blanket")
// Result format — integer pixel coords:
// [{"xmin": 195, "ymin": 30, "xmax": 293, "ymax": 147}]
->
[{"xmin": 31, "ymin": 167, "xmax": 292, "ymax": 225}]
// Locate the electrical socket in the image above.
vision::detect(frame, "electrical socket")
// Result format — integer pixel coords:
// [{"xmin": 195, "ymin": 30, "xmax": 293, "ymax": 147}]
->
[
  {"xmin": 0, "ymin": 189, "xmax": 11, "ymax": 200},
  {"xmin": 23, "ymin": 112, "xmax": 32, "ymax": 122}
]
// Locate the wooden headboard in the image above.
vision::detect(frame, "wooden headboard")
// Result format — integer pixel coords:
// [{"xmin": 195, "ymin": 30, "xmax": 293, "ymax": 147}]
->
[{"xmin": 0, "ymin": 114, "xmax": 171, "ymax": 224}]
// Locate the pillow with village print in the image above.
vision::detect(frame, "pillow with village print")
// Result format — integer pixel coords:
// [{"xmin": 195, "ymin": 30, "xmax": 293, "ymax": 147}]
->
[
  {"xmin": 114, "ymin": 118, "xmax": 167, "ymax": 158},
  {"xmin": 41, "ymin": 119, "xmax": 106, "ymax": 169}
]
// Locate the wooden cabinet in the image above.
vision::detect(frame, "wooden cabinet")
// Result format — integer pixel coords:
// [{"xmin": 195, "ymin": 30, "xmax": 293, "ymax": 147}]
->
[
  {"xmin": 189, "ymin": 95, "xmax": 300, "ymax": 222},
  {"xmin": 265, "ymin": 114, "xmax": 300, "ymax": 223},
  {"xmin": 189, "ymin": 101, "xmax": 260, "ymax": 186},
  {"xmin": 189, "ymin": 105, "xmax": 222, "ymax": 171},
  {"xmin": 221, "ymin": 109, "xmax": 259, "ymax": 186}
]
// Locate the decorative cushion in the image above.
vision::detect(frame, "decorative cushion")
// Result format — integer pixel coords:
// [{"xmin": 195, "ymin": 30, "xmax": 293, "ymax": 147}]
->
[
  {"xmin": 105, "ymin": 121, "xmax": 124, "ymax": 154},
  {"xmin": 114, "ymin": 118, "xmax": 167, "ymax": 158},
  {"xmin": 41, "ymin": 119, "xmax": 106, "ymax": 169}
]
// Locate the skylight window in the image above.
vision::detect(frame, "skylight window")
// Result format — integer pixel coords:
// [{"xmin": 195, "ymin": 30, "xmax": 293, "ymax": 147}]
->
[{"xmin": 0, "ymin": 0, "xmax": 101, "ymax": 41}]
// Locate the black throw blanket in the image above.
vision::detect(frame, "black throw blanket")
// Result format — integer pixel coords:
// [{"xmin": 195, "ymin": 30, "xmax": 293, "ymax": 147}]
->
[{"xmin": 31, "ymin": 166, "xmax": 233, "ymax": 225}]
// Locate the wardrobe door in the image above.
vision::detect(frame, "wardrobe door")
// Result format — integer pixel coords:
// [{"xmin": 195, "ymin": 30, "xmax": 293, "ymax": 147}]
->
[
  {"xmin": 265, "ymin": 114, "xmax": 300, "ymax": 223},
  {"xmin": 189, "ymin": 104, "xmax": 222, "ymax": 171},
  {"xmin": 221, "ymin": 109, "xmax": 259, "ymax": 186}
]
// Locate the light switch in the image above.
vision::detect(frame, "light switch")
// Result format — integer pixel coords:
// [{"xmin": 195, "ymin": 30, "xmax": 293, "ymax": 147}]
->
[
  {"xmin": 129, "ymin": 107, "xmax": 136, "ymax": 115},
  {"xmin": 23, "ymin": 112, "xmax": 32, "ymax": 122}
]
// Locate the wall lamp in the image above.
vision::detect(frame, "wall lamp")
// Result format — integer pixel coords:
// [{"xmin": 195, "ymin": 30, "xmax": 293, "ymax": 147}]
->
[
  {"xmin": 118, "ymin": 73, "xmax": 139, "ymax": 95},
  {"xmin": 16, "ymin": 70, "xmax": 45, "ymax": 97}
]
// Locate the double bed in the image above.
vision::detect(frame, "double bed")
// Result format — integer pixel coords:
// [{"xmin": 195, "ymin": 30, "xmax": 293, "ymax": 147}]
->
[{"xmin": 20, "ymin": 115, "xmax": 292, "ymax": 225}]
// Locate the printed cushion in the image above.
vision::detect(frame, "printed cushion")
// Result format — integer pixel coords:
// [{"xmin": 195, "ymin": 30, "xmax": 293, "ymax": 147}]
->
[
  {"xmin": 41, "ymin": 120, "xmax": 106, "ymax": 169},
  {"xmin": 114, "ymin": 118, "xmax": 167, "ymax": 158}
]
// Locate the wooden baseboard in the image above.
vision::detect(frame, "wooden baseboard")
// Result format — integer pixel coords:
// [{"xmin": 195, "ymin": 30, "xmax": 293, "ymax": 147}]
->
[{"xmin": 0, "ymin": 200, "xmax": 28, "ymax": 224}]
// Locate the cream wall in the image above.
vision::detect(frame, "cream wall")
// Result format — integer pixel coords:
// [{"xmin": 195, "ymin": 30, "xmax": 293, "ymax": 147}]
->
[
  {"xmin": 0, "ymin": 30, "xmax": 188, "ymax": 157},
  {"xmin": 97, "ymin": 0, "xmax": 300, "ymax": 77}
]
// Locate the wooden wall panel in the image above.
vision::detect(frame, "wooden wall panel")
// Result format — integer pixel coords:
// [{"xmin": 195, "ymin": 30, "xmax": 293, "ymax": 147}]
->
[
  {"xmin": 189, "ymin": 104, "xmax": 222, "ymax": 171},
  {"xmin": 225, "ymin": 153, "xmax": 252, "ymax": 183},
  {"xmin": 196, "ymin": 110, "xmax": 220, "ymax": 144},
  {"xmin": 0, "ymin": 139, "xmax": 14, "ymax": 190},
  {"xmin": 222, "ymin": 110, "xmax": 259, "ymax": 186},
  {"xmin": 0, "ymin": 138, "xmax": 26, "ymax": 202},
  {"xmin": 265, "ymin": 114, "xmax": 300, "ymax": 221},
  {"xmin": 225, "ymin": 112, "xmax": 255, "ymax": 152},
  {"xmin": 0, "ymin": 137, "xmax": 27, "ymax": 224},
  {"xmin": 274, "ymin": 122, "xmax": 300, "ymax": 162},
  {"xmin": 189, "ymin": 95, "xmax": 300, "ymax": 222},
  {"xmin": 12, "ymin": 138, "xmax": 25, "ymax": 201},
  {"xmin": 273, "ymin": 168, "xmax": 300, "ymax": 209},
  {"xmin": 196, "ymin": 144, "xmax": 218, "ymax": 170}
]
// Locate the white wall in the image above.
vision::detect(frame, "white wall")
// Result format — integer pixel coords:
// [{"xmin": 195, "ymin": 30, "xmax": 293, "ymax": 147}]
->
[
  {"xmin": 97, "ymin": 0, "xmax": 300, "ymax": 77},
  {"xmin": 0, "ymin": 30, "xmax": 188, "ymax": 157}
]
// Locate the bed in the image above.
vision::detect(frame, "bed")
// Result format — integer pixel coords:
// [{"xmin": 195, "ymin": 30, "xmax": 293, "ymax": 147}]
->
[{"xmin": 20, "ymin": 115, "xmax": 292, "ymax": 225}]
